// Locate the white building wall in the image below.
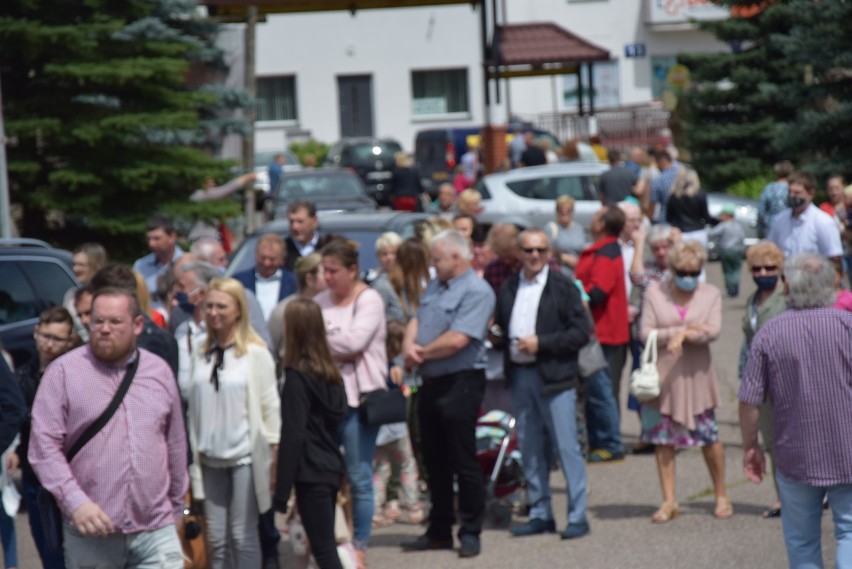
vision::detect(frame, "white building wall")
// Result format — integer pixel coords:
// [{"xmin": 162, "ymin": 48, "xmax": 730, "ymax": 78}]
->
[
  {"xmin": 243, "ymin": 0, "xmax": 730, "ymax": 153},
  {"xmin": 254, "ymin": 5, "xmax": 486, "ymax": 152}
]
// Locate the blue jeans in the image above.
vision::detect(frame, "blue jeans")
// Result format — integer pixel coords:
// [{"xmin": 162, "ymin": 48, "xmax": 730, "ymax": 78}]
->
[
  {"xmin": 510, "ymin": 366, "xmax": 588, "ymax": 525},
  {"xmin": 23, "ymin": 478, "xmax": 66, "ymax": 569},
  {"xmin": 776, "ymin": 470, "xmax": 852, "ymax": 569},
  {"xmin": 583, "ymin": 368, "xmax": 624, "ymax": 454},
  {"xmin": 63, "ymin": 523, "xmax": 183, "ymax": 569},
  {"xmin": 340, "ymin": 408, "xmax": 379, "ymax": 549}
]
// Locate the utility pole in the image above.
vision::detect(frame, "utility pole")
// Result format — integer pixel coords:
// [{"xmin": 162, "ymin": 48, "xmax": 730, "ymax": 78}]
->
[
  {"xmin": 0, "ymin": 73, "xmax": 12, "ymax": 238},
  {"xmin": 242, "ymin": 5, "xmax": 257, "ymax": 235}
]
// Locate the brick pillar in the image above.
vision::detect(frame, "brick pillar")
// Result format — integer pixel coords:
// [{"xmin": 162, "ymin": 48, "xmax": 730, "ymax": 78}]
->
[{"xmin": 481, "ymin": 124, "xmax": 507, "ymax": 175}]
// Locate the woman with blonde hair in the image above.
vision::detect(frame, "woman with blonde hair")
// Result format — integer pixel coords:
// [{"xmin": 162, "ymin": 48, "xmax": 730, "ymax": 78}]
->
[
  {"xmin": 275, "ymin": 297, "xmax": 347, "ymax": 569},
  {"xmin": 187, "ymin": 277, "xmax": 280, "ymax": 569},
  {"xmin": 267, "ymin": 252, "xmax": 328, "ymax": 371},
  {"xmin": 132, "ymin": 270, "xmax": 166, "ymax": 328},
  {"xmin": 738, "ymin": 240, "xmax": 786, "ymax": 518},
  {"xmin": 665, "ymin": 167, "xmax": 710, "ymax": 250},
  {"xmin": 639, "ymin": 241, "xmax": 731, "ymax": 523},
  {"xmin": 390, "ymin": 152, "xmax": 425, "ymax": 211},
  {"xmin": 64, "ymin": 242, "xmax": 109, "ymax": 340},
  {"xmin": 455, "ymin": 188, "xmax": 483, "ymax": 217},
  {"xmin": 546, "ymin": 196, "xmax": 585, "ymax": 275}
]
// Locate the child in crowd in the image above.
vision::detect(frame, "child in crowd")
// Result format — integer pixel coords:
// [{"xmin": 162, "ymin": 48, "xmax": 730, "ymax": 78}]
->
[
  {"xmin": 709, "ymin": 204, "xmax": 745, "ymax": 297},
  {"xmin": 371, "ymin": 320, "xmax": 424, "ymax": 527}
]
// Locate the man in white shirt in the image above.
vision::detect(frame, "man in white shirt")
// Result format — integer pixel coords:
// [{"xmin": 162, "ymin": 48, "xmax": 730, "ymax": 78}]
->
[
  {"xmin": 768, "ymin": 171, "xmax": 843, "ymax": 274},
  {"xmin": 233, "ymin": 235, "xmax": 297, "ymax": 321},
  {"xmin": 284, "ymin": 201, "xmax": 322, "ymax": 271},
  {"xmin": 492, "ymin": 229, "xmax": 591, "ymax": 540}
]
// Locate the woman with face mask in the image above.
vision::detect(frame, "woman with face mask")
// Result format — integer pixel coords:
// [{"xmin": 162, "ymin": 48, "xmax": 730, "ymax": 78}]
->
[
  {"xmin": 638, "ymin": 241, "xmax": 732, "ymax": 523},
  {"xmin": 738, "ymin": 241, "xmax": 786, "ymax": 519}
]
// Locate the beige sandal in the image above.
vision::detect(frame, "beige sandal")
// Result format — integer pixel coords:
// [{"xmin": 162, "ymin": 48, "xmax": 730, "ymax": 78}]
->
[
  {"xmin": 714, "ymin": 497, "xmax": 734, "ymax": 519},
  {"xmin": 651, "ymin": 502, "xmax": 680, "ymax": 523}
]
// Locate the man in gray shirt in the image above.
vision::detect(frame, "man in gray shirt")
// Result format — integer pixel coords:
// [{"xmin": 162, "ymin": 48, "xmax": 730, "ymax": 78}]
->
[
  {"xmin": 401, "ymin": 230, "xmax": 495, "ymax": 558},
  {"xmin": 599, "ymin": 149, "xmax": 638, "ymax": 205}
]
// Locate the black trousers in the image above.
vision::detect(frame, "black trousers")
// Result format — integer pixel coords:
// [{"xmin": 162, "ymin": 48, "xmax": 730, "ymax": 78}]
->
[
  {"xmin": 418, "ymin": 369, "xmax": 486, "ymax": 540},
  {"xmin": 296, "ymin": 481, "xmax": 343, "ymax": 569}
]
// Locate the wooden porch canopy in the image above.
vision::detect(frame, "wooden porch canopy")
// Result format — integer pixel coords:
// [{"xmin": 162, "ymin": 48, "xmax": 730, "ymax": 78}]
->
[
  {"xmin": 488, "ymin": 22, "xmax": 610, "ymax": 79},
  {"xmin": 202, "ymin": 0, "xmax": 482, "ymax": 19}
]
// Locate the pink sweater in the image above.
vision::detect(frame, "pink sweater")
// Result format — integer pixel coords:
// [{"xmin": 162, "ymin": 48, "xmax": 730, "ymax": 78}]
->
[{"xmin": 315, "ymin": 288, "xmax": 388, "ymax": 407}]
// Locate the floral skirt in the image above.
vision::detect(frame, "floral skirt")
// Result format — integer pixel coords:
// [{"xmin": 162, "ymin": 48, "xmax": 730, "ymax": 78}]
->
[{"xmin": 640, "ymin": 407, "xmax": 719, "ymax": 447}]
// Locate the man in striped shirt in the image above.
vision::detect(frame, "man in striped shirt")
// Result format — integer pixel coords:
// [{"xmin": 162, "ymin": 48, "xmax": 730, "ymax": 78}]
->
[
  {"xmin": 30, "ymin": 287, "xmax": 188, "ymax": 568},
  {"xmin": 739, "ymin": 253, "xmax": 852, "ymax": 569}
]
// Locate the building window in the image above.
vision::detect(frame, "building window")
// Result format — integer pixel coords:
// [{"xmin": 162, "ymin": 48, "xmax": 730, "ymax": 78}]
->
[
  {"xmin": 560, "ymin": 60, "xmax": 620, "ymax": 110},
  {"xmin": 411, "ymin": 69, "xmax": 468, "ymax": 115},
  {"xmin": 256, "ymin": 76, "xmax": 297, "ymax": 121}
]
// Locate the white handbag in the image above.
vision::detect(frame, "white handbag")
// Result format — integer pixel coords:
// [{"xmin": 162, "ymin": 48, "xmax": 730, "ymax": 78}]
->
[{"xmin": 629, "ymin": 330, "xmax": 661, "ymax": 402}]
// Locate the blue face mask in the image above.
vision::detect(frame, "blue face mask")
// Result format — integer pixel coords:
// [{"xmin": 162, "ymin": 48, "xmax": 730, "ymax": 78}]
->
[
  {"xmin": 175, "ymin": 292, "xmax": 195, "ymax": 315},
  {"xmin": 753, "ymin": 275, "xmax": 779, "ymax": 290},
  {"xmin": 675, "ymin": 276, "xmax": 698, "ymax": 292}
]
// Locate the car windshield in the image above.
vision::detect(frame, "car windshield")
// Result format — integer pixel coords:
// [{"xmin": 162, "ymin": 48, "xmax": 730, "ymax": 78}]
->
[
  {"xmin": 255, "ymin": 150, "xmax": 299, "ymax": 167},
  {"xmin": 346, "ymin": 142, "xmax": 402, "ymax": 166},
  {"xmin": 505, "ymin": 174, "xmax": 599, "ymax": 201},
  {"xmin": 276, "ymin": 173, "xmax": 365, "ymax": 201}
]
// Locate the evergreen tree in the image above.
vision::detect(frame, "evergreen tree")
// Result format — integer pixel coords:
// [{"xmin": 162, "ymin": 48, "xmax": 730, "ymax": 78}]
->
[
  {"xmin": 678, "ymin": 1, "xmax": 801, "ymax": 191},
  {"xmin": 0, "ymin": 0, "xmax": 248, "ymax": 257},
  {"xmin": 773, "ymin": 0, "xmax": 852, "ymax": 180}
]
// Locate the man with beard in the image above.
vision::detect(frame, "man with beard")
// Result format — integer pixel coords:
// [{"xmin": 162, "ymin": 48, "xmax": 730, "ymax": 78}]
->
[{"xmin": 29, "ymin": 287, "xmax": 188, "ymax": 568}]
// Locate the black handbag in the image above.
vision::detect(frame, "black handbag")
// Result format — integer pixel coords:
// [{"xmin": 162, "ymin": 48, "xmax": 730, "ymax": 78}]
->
[
  {"xmin": 38, "ymin": 356, "xmax": 139, "ymax": 550},
  {"xmin": 358, "ymin": 388, "xmax": 407, "ymax": 426}
]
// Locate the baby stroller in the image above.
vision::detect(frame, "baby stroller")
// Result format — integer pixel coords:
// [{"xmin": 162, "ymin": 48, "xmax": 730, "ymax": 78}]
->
[{"xmin": 475, "ymin": 409, "xmax": 527, "ymax": 528}]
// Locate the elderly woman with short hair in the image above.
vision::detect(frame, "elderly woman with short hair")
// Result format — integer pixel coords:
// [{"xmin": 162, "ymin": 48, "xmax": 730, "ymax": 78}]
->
[
  {"xmin": 546, "ymin": 196, "xmax": 585, "ymax": 276},
  {"xmin": 639, "ymin": 241, "xmax": 732, "ymax": 523},
  {"xmin": 738, "ymin": 240, "xmax": 786, "ymax": 518}
]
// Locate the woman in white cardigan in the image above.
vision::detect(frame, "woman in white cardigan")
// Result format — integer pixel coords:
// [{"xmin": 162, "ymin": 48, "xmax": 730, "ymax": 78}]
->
[{"xmin": 187, "ymin": 277, "xmax": 280, "ymax": 569}]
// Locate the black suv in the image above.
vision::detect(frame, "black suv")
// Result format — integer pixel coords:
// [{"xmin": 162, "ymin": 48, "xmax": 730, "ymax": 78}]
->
[
  {"xmin": 0, "ymin": 239, "xmax": 78, "ymax": 367},
  {"xmin": 325, "ymin": 138, "xmax": 403, "ymax": 207}
]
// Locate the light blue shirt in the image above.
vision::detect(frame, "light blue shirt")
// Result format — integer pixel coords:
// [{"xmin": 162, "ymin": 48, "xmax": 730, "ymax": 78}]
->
[
  {"xmin": 132, "ymin": 246, "xmax": 184, "ymax": 296},
  {"xmin": 416, "ymin": 268, "xmax": 495, "ymax": 379}
]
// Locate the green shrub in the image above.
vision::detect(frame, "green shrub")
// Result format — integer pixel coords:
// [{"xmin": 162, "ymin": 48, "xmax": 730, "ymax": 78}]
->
[
  {"xmin": 726, "ymin": 175, "xmax": 774, "ymax": 200},
  {"xmin": 289, "ymin": 139, "xmax": 330, "ymax": 167}
]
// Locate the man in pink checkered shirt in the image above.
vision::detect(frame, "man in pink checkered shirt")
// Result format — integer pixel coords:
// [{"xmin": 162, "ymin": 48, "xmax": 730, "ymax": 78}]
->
[{"xmin": 30, "ymin": 287, "xmax": 189, "ymax": 568}]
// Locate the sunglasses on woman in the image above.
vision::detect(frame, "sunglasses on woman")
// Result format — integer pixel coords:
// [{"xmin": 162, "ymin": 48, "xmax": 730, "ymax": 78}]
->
[{"xmin": 675, "ymin": 270, "xmax": 701, "ymax": 278}]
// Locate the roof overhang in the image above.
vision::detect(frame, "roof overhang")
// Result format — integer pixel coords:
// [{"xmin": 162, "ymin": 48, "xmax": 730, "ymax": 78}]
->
[
  {"xmin": 487, "ymin": 22, "xmax": 610, "ymax": 79},
  {"xmin": 201, "ymin": 0, "xmax": 482, "ymax": 19}
]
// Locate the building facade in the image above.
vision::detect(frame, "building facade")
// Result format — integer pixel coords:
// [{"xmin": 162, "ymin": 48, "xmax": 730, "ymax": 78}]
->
[{"xmin": 229, "ymin": 0, "xmax": 730, "ymax": 155}]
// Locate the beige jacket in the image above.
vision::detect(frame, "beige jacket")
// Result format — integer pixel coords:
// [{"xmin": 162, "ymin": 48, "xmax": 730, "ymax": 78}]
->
[{"xmin": 639, "ymin": 281, "xmax": 721, "ymax": 430}]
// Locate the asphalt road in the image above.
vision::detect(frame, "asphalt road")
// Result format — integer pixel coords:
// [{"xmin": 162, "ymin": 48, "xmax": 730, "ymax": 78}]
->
[{"xmin": 10, "ymin": 262, "xmax": 835, "ymax": 568}]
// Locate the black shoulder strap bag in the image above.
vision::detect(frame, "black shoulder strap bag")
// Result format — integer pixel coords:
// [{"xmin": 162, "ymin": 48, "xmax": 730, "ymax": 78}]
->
[{"xmin": 38, "ymin": 355, "xmax": 140, "ymax": 551}]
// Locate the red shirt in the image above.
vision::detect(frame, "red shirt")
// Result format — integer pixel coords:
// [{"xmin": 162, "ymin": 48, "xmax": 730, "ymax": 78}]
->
[{"xmin": 575, "ymin": 236, "xmax": 630, "ymax": 345}]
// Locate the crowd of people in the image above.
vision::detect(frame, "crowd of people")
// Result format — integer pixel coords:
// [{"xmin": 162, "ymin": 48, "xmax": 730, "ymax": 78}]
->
[{"xmin": 0, "ymin": 140, "xmax": 850, "ymax": 569}]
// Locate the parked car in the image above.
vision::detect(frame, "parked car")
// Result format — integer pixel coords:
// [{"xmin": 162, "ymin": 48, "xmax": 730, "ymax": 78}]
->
[
  {"xmin": 253, "ymin": 149, "xmax": 303, "ymax": 194},
  {"xmin": 414, "ymin": 126, "xmax": 586, "ymax": 195},
  {"xmin": 264, "ymin": 168, "xmax": 378, "ymax": 220},
  {"xmin": 325, "ymin": 138, "xmax": 403, "ymax": 206},
  {"xmin": 226, "ymin": 211, "xmax": 432, "ymax": 277},
  {"xmin": 476, "ymin": 162, "xmax": 609, "ymax": 236},
  {"xmin": 0, "ymin": 239, "xmax": 78, "ymax": 368}
]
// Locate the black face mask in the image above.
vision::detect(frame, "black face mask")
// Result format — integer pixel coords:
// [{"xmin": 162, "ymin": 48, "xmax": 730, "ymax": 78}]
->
[
  {"xmin": 787, "ymin": 196, "xmax": 807, "ymax": 209},
  {"xmin": 753, "ymin": 275, "xmax": 779, "ymax": 290}
]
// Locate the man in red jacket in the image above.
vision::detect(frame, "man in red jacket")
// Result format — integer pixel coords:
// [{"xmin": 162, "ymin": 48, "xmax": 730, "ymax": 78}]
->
[{"xmin": 575, "ymin": 206, "xmax": 630, "ymax": 455}]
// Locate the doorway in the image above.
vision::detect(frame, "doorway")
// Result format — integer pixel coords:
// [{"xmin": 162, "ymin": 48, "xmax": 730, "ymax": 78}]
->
[{"xmin": 337, "ymin": 75, "xmax": 374, "ymax": 137}]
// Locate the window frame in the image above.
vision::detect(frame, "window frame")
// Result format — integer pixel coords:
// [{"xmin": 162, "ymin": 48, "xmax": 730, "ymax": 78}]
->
[{"xmin": 255, "ymin": 75, "xmax": 299, "ymax": 123}]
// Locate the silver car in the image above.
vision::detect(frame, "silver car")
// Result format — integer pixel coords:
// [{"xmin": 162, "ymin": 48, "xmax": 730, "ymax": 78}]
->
[{"xmin": 476, "ymin": 162, "xmax": 609, "ymax": 234}]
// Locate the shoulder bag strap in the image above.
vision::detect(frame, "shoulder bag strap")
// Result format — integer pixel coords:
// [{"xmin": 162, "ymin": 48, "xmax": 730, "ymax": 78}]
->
[
  {"xmin": 349, "ymin": 287, "xmax": 371, "ymax": 396},
  {"xmin": 644, "ymin": 330, "xmax": 658, "ymax": 366},
  {"xmin": 66, "ymin": 355, "xmax": 139, "ymax": 463}
]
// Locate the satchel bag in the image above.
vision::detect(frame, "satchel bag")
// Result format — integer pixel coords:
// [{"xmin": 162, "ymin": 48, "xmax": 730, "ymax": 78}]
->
[
  {"xmin": 358, "ymin": 388, "xmax": 408, "ymax": 426},
  {"xmin": 38, "ymin": 356, "xmax": 139, "ymax": 551},
  {"xmin": 578, "ymin": 336, "xmax": 608, "ymax": 379},
  {"xmin": 629, "ymin": 330, "xmax": 660, "ymax": 402},
  {"xmin": 180, "ymin": 494, "xmax": 208, "ymax": 569}
]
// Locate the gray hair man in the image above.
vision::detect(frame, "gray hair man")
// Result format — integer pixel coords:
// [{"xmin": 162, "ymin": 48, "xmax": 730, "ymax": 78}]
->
[
  {"xmin": 401, "ymin": 229, "xmax": 495, "ymax": 558},
  {"xmin": 190, "ymin": 238, "xmax": 228, "ymax": 270},
  {"xmin": 739, "ymin": 253, "xmax": 852, "ymax": 568}
]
